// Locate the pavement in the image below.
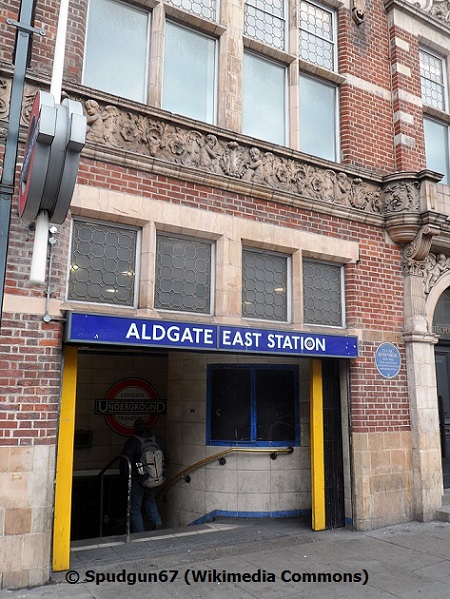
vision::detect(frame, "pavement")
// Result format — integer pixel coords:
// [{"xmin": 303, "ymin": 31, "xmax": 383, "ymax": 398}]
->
[{"xmin": 2, "ymin": 517, "xmax": 450, "ymax": 598}]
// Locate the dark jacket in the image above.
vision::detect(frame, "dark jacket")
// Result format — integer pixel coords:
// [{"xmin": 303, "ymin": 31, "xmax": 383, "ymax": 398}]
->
[{"xmin": 120, "ymin": 428, "xmax": 168, "ymax": 481}]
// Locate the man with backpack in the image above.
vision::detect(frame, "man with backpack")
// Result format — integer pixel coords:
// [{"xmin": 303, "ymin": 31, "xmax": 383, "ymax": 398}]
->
[{"xmin": 121, "ymin": 417, "xmax": 168, "ymax": 533}]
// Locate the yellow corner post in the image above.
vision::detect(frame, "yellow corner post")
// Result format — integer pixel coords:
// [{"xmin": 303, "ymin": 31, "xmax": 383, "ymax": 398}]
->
[
  {"xmin": 53, "ymin": 346, "xmax": 78, "ymax": 571},
  {"xmin": 310, "ymin": 359, "xmax": 326, "ymax": 530}
]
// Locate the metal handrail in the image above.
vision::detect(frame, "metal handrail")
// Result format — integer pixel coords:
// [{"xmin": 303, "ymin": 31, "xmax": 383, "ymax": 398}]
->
[
  {"xmin": 97, "ymin": 455, "xmax": 132, "ymax": 542},
  {"xmin": 158, "ymin": 446, "xmax": 294, "ymax": 497}
]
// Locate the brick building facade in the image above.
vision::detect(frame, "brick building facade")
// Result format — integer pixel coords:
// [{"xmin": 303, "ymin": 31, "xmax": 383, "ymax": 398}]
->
[{"xmin": 1, "ymin": 0, "xmax": 450, "ymax": 589}]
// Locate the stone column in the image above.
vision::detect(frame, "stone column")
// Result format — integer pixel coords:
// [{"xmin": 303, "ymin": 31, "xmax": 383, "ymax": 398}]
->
[
  {"xmin": 217, "ymin": 0, "xmax": 244, "ymax": 131},
  {"xmin": 403, "ymin": 227, "xmax": 443, "ymax": 521}
]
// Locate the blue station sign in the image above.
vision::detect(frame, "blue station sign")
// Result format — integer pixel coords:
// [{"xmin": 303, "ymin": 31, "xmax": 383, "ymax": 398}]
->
[{"xmin": 66, "ymin": 313, "xmax": 359, "ymax": 358}]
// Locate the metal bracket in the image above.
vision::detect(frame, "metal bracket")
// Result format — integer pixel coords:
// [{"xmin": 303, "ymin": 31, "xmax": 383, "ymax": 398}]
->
[
  {"xmin": 6, "ymin": 18, "xmax": 46, "ymax": 36},
  {"xmin": 0, "ymin": 184, "xmax": 14, "ymax": 195}
]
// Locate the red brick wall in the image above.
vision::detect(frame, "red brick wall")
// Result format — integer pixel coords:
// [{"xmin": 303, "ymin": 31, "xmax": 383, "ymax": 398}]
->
[
  {"xmin": 388, "ymin": 23, "xmax": 427, "ymax": 172},
  {"xmin": 0, "ymin": 0, "xmax": 416, "ymax": 448},
  {"xmin": 338, "ymin": 1, "xmax": 396, "ymax": 174},
  {"xmin": 0, "ymin": 156, "xmax": 410, "ymax": 440},
  {"xmin": 77, "ymin": 159, "xmax": 410, "ymax": 435},
  {"xmin": 0, "ymin": 314, "xmax": 62, "ymax": 446}
]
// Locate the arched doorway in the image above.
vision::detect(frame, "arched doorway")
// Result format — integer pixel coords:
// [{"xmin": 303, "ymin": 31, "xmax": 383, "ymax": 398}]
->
[{"xmin": 432, "ymin": 287, "xmax": 450, "ymax": 488}]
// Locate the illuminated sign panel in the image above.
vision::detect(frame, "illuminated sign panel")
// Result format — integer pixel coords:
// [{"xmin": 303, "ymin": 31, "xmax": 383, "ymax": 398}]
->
[{"xmin": 66, "ymin": 313, "xmax": 358, "ymax": 358}]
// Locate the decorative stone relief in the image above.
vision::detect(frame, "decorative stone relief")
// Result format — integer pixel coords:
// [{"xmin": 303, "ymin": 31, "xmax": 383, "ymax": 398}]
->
[
  {"xmin": 0, "ymin": 77, "xmax": 10, "ymax": 120},
  {"xmin": 383, "ymin": 180, "xmax": 420, "ymax": 214},
  {"xmin": 429, "ymin": 0, "xmax": 450, "ymax": 22},
  {"xmin": 403, "ymin": 225, "xmax": 441, "ymax": 287},
  {"xmin": 404, "ymin": 225, "xmax": 440, "ymax": 262},
  {"xmin": 422, "ymin": 252, "xmax": 450, "ymax": 293},
  {"xmin": 81, "ymin": 97, "xmax": 382, "ymax": 215},
  {"xmin": 412, "ymin": 0, "xmax": 450, "ymax": 24}
]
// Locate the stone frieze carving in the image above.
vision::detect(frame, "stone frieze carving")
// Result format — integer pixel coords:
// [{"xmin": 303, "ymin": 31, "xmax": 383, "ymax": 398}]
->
[
  {"xmin": 429, "ymin": 0, "xmax": 450, "ymax": 22},
  {"xmin": 0, "ymin": 78, "xmax": 10, "ymax": 120},
  {"xmin": 422, "ymin": 252, "xmax": 450, "ymax": 293},
  {"xmin": 412, "ymin": 0, "xmax": 450, "ymax": 24},
  {"xmin": 82, "ymin": 98, "xmax": 382, "ymax": 214},
  {"xmin": 383, "ymin": 180, "xmax": 420, "ymax": 213}
]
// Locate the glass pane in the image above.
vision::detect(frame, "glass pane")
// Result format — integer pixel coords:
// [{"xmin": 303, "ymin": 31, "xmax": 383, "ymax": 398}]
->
[
  {"xmin": 243, "ymin": 53, "xmax": 286, "ymax": 145},
  {"xmin": 242, "ymin": 250, "xmax": 288, "ymax": 321},
  {"xmin": 420, "ymin": 50, "xmax": 446, "ymax": 110},
  {"xmin": 163, "ymin": 22, "xmax": 216, "ymax": 123},
  {"xmin": 299, "ymin": 0, "xmax": 335, "ymax": 70},
  {"xmin": 155, "ymin": 234, "xmax": 212, "ymax": 313},
  {"xmin": 300, "ymin": 75, "xmax": 337, "ymax": 161},
  {"xmin": 244, "ymin": 1, "xmax": 285, "ymax": 50},
  {"xmin": 68, "ymin": 221, "xmax": 137, "ymax": 306},
  {"xmin": 424, "ymin": 118, "xmax": 449, "ymax": 184},
  {"xmin": 303, "ymin": 260, "xmax": 343, "ymax": 326},
  {"xmin": 210, "ymin": 368, "xmax": 252, "ymax": 441},
  {"xmin": 84, "ymin": 0, "xmax": 149, "ymax": 102},
  {"xmin": 256, "ymin": 369, "xmax": 296, "ymax": 442}
]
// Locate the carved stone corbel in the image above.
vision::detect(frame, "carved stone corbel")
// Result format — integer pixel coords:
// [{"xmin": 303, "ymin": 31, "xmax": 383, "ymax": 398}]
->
[
  {"xmin": 383, "ymin": 173, "xmax": 421, "ymax": 245},
  {"xmin": 403, "ymin": 225, "xmax": 440, "ymax": 263}
]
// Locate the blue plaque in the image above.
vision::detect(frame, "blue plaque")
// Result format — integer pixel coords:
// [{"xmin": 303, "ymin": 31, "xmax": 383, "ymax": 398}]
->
[{"xmin": 375, "ymin": 343, "xmax": 401, "ymax": 379}]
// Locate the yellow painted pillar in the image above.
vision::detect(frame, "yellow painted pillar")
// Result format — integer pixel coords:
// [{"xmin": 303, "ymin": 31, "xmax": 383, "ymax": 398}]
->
[
  {"xmin": 53, "ymin": 346, "xmax": 78, "ymax": 571},
  {"xmin": 310, "ymin": 359, "xmax": 326, "ymax": 530}
]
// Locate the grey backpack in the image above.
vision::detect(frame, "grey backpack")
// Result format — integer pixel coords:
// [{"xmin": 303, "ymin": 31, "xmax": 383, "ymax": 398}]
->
[{"xmin": 136, "ymin": 435, "xmax": 165, "ymax": 488}]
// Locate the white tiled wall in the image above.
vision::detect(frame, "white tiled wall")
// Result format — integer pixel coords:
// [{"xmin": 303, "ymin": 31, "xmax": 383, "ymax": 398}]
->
[
  {"xmin": 162, "ymin": 351, "xmax": 311, "ymax": 527},
  {"xmin": 73, "ymin": 349, "xmax": 312, "ymax": 528}
]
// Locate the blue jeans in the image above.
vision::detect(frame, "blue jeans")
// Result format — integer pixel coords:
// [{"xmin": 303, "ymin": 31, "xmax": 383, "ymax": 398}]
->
[{"xmin": 129, "ymin": 479, "xmax": 162, "ymax": 533}]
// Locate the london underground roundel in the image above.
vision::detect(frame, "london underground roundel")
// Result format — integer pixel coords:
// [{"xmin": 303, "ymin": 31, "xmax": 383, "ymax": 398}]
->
[{"xmin": 97, "ymin": 378, "xmax": 163, "ymax": 436}]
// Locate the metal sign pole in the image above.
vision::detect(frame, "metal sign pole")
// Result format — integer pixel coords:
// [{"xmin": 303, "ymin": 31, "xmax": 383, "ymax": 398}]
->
[
  {"xmin": 29, "ymin": 0, "xmax": 70, "ymax": 285},
  {"xmin": 0, "ymin": 0, "xmax": 45, "ymax": 322}
]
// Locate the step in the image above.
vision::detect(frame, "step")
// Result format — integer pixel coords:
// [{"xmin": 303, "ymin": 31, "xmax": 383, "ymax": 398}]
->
[
  {"xmin": 442, "ymin": 489, "xmax": 450, "ymax": 506},
  {"xmin": 436, "ymin": 504, "xmax": 450, "ymax": 522}
]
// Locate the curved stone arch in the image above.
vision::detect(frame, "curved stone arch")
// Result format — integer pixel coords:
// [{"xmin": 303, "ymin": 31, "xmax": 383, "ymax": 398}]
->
[{"xmin": 426, "ymin": 271, "xmax": 450, "ymax": 329}]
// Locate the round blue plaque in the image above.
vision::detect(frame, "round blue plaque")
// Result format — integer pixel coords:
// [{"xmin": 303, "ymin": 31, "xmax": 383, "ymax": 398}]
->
[{"xmin": 375, "ymin": 343, "xmax": 401, "ymax": 379}]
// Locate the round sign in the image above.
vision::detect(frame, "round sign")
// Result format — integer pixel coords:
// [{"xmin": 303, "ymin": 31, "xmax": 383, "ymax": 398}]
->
[
  {"xmin": 101, "ymin": 378, "xmax": 161, "ymax": 436},
  {"xmin": 19, "ymin": 91, "xmax": 56, "ymax": 219},
  {"xmin": 375, "ymin": 343, "xmax": 401, "ymax": 379}
]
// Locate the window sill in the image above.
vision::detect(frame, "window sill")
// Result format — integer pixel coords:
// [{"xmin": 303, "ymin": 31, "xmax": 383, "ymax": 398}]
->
[
  {"xmin": 423, "ymin": 104, "xmax": 450, "ymax": 126},
  {"xmin": 299, "ymin": 59, "xmax": 346, "ymax": 85},
  {"xmin": 243, "ymin": 36, "xmax": 297, "ymax": 65},
  {"xmin": 164, "ymin": 4, "xmax": 226, "ymax": 36}
]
